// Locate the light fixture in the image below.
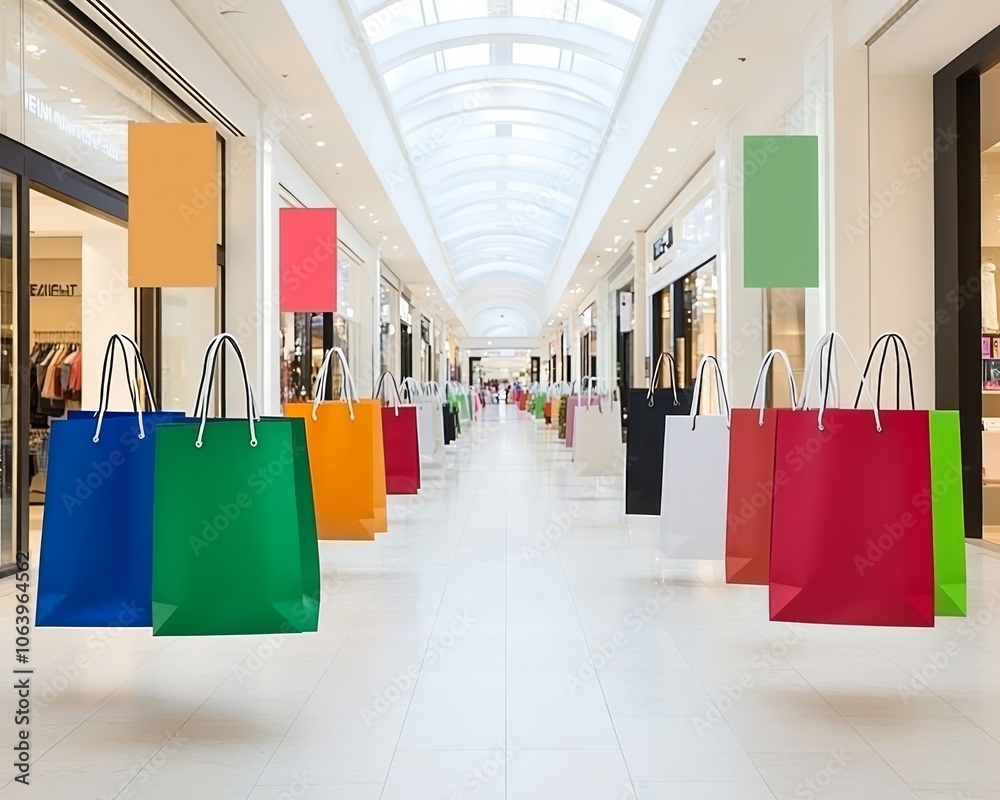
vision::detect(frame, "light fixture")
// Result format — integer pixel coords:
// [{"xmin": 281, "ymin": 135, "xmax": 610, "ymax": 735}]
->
[
  {"xmin": 645, "ymin": 184, "xmax": 653, "ymax": 189},
  {"xmin": 557, "ymin": 312, "xmax": 563, "ymax": 317},
  {"xmin": 633, "ymin": 199, "xmax": 640, "ymax": 204},
  {"xmin": 393, "ymin": 244, "xmax": 399, "ymax": 249},
  {"xmin": 335, "ymin": 162, "xmax": 344, "ymax": 168},
  {"xmin": 488, "ymin": 341, "xmax": 493, "ymax": 345},
  {"xmin": 369, "ymin": 212, "xmax": 374, "ymax": 217},
  {"xmin": 667, "ymin": 148, "xmax": 678, "ymax": 153},
  {"xmin": 604, "ymin": 247, "xmax": 613, "ymax": 252},
  {"xmin": 650, "ymin": 175, "xmax": 659, "ymax": 181},
  {"xmin": 654, "ymin": 167, "xmax": 663, "ymax": 173},
  {"xmin": 712, "ymin": 78, "xmax": 723, "ymax": 86},
  {"xmin": 382, "ymin": 235, "xmax": 388, "ymax": 240},
  {"xmin": 588, "ymin": 269, "xmax": 594, "ymax": 273},
  {"xmin": 70, "ymin": 97, "xmax": 82, "ymax": 104},
  {"xmin": 300, "ymin": 112, "xmax": 313, "ymax": 120},
  {"xmin": 316, "ymin": 140, "xmax": 326, "ymax": 147},
  {"xmin": 622, "ymin": 219, "xmax": 630, "ymax": 225},
  {"xmin": 25, "ymin": 44, "xmax": 38, "ymax": 53},
  {"xmin": 359, "ymin": 204, "xmax": 366, "ymax": 210},
  {"xmin": 59, "ymin": 85, "xmax": 70, "ymax": 91},
  {"xmin": 373, "ymin": 220, "xmax": 379, "ymax": 224},
  {"xmin": 691, "ymin": 120, "xmax": 699, "ymax": 126}
]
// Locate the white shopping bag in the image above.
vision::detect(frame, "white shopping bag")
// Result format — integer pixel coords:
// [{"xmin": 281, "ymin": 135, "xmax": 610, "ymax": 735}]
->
[
  {"xmin": 573, "ymin": 383, "xmax": 624, "ymax": 477},
  {"xmin": 404, "ymin": 379, "xmax": 445, "ymax": 468},
  {"xmin": 659, "ymin": 356, "xmax": 731, "ymax": 560}
]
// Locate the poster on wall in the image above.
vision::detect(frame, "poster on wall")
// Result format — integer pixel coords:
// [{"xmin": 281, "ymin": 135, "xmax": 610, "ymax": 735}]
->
[
  {"xmin": 743, "ymin": 135, "xmax": 819, "ymax": 289},
  {"xmin": 128, "ymin": 122, "xmax": 218, "ymax": 288},
  {"xmin": 279, "ymin": 208, "xmax": 339, "ymax": 313}
]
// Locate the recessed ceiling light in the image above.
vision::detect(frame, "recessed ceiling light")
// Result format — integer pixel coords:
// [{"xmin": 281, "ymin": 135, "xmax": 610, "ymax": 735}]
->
[
  {"xmin": 633, "ymin": 199, "xmax": 640, "ymax": 204},
  {"xmin": 316, "ymin": 140, "xmax": 326, "ymax": 147},
  {"xmin": 488, "ymin": 341, "xmax": 493, "ymax": 345},
  {"xmin": 300, "ymin": 112, "xmax": 313, "ymax": 120},
  {"xmin": 644, "ymin": 184, "xmax": 653, "ymax": 189},
  {"xmin": 369, "ymin": 212, "xmax": 374, "ymax": 217},
  {"xmin": 373, "ymin": 220, "xmax": 379, "ymax": 224},
  {"xmin": 654, "ymin": 167, "xmax": 663, "ymax": 173},
  {"xmin": 650, "ymin": 175, "xmax": 659, "ymax": 181},
  {"xmin": 588, "ymin": 269, "xmax": 594, "ymax": 273},
  {"xmin": 712, "ymin": 78, "xmax": 723, "ymax": 86},
  {"xmin": 557, "ymin": 312, "xmax": 563, "ymax": 317},
  {"xmin": 667, "ymin": 148, "xmax": 677, "ymax": 153},
  {"xmin": 335, "ymin": 162, "xmax": 344, "ymax": 168},
  {"xmin": 691, "ymin": 121, "xmax": 699, "ymax": 126},
  {"xmin": 359, "ymin": 204, "xmax": 366, "ymax": 210},
  {"xmin": 622, "ymin": 219, "xmax": 630, "ymax": 225},
  {"xmin": 25, "ymin": 44, "xmax": 38, "ymax": 53},
  {"xmin": 70, "ymin": 97, "xmax": 82, "ymax": 104},
  {"xmin": 382, "ymin": 235, "xmax": 388, "ymax": 240},
  {"xmin": 604, "ymin": 247, "xmax": 614, "ymax": 252},
  {"xmin": 59, "ymin": 85, "xmax": 70, "ymax": 91},
  {"xmin": 393, "ymin": 245, "xmax": 399, "ymax": 249}
]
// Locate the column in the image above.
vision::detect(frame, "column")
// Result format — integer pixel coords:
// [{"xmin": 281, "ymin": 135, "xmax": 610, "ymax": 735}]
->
[{"xmin": 632, "ymin": 229, "xmax": 649, "ymax": 389}]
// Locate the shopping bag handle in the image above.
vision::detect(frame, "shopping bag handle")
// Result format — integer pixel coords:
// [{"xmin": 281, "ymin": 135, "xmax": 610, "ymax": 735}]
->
[
  {"xmin": 313, "ymin": 347, "xmax": 359, "ymax": 421},
  {"xmin": 750, "ymin": 349, "xmax": 799, "ymax": 427},
  {"xmin": 798, "ymin": 335, "xmax": 841, "ymax": 411},
  {"xmin": 195, "ymin": 334, "xmax": 259, "ymax": 448},
  {"xmin": 689, "ymin": 355, "xmax": 731, "ymax": 428},
  {"xmin": 401, "ymin": 376, "xmax": 423, "ymax": 402},
  {"xmin": 817, "ymin": 332, "xmax": 882, "ymax": 432},
  {"xmin": 93, "ymin": 334, "xmax": 151, "ymax": 444},
  {"xmin": 192, "ymin": 333, "xmax": 261, "ymax": 422},
  {"xmin": 854, "ymin": 333, "xmax": 915, "ymax": 411},
  {"xmin": 648, "ymin": 353, "xmax": 680, "ymax": 408},
  {"xmin": 374, "ymin": 371, "xmax": 403, "ymax": 416}
]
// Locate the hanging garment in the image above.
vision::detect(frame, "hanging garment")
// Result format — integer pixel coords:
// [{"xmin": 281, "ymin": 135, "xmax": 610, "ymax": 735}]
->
[{"xmin": 985, "ymin": 262, "xmax": 1000, "ymax": 333}]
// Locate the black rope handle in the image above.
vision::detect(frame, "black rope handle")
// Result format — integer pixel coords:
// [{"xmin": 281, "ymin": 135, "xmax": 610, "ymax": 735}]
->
[{"xmin": 853, "ymin": 333, "xmax": 915, "ymax": 411}]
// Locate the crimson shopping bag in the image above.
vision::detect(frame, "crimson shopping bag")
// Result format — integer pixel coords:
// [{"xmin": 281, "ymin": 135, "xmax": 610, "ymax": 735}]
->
[{"xmin": 769, "ymin": 333, "xmax": 935, "ymax": 627}]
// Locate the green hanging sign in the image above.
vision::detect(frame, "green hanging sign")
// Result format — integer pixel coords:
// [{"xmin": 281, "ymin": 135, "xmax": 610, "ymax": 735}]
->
[{"xmin": 743, "ymin": 135, "xmax": 820, "ymax": 289}]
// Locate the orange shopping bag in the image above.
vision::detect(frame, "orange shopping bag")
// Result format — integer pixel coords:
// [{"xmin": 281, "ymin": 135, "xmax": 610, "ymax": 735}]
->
[{"xmin": 285, "ymin": 348, "xmax": 387, "ymax": 540}]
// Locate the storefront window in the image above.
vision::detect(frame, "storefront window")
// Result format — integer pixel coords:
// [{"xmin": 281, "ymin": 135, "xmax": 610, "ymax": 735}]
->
[
  {"xmin": 679, "ymin": 259, "xmax": 718, "ymax": 392},
  {"xmin": 379, "ymin": 279, "xmax": 398, "ymax": 378},
  {"xmin": 765, "ymin": 288, "xmax": 806, "ymax": 408},
  {"xmin": 10, "ymin": 0, "xmax": 191, "ymax": 192},
  {"xmin": 1, "ymin": 169, "xmax": 15, "ymax": 569}
]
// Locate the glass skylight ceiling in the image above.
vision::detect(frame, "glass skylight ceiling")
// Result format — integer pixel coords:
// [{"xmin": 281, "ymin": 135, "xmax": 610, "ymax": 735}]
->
[{"xmin": 351, "ymin": 0, "xmax": 655, "ymax": 298}]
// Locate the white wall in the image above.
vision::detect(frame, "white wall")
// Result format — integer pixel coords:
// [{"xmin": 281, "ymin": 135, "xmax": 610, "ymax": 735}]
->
[
  {"xmin": 81, "ymin": 229, "xmax": 132, "ymax": 410},
  {"xmin": 868, "ymin": 74, "xmax": 936, "ymax": 406}
]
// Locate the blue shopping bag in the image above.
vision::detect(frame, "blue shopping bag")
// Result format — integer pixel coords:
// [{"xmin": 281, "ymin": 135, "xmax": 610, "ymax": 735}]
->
[{"xmin": 36, "ymin": 335, "xmax": 183, "ymax": 628}]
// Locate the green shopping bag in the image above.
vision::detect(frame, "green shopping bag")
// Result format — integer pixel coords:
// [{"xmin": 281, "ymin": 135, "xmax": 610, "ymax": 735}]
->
[
  {"xmin": 152, "ymin": 335, "xmax": 320, "ymax": 636},
  {"xmin": 533, "ymin": 392, "xmax": 546, "ymax": 420},
  {"xmin": 930, "ymin": 410, "xmax": 967, "ymax": 617}
]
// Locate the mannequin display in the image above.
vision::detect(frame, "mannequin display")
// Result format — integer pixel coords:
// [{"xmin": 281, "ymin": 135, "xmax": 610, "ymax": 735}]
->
[{"xmin": 983, "ymin": 261, "xmax": 1000, "ymax": 333}]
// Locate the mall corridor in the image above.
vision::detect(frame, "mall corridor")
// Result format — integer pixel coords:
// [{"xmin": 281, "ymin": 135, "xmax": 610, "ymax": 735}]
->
[{"xmin": 4, "ymin": 405, "xmax": 1000, "ymax": 799}]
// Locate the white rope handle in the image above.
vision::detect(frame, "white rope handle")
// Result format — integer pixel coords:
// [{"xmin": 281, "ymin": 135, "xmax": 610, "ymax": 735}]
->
[
  {"xmin": 689, "ymin": 355, "xmax": 731, "ymax": 427},
  {"xmin": 375, "ymin": 371, "xmax": 403, "ymax": 417},
  {"xmin": 750, "ymin": 349, "xmax": 799, "ymax": 427},
  {"xmin": 401, "ymin": 376, "xmax": 423, "ymax": 402},
  {"xmin": 93, "ymin": 334, "xmax": 145, "ymax": 444},
  {"xmin": 817, "ymin": 333, "xmax": 882, "ymax": 432},
  {"xmin": 648, "ymin": 353, "xmax": 680, "ymax": 407},
  {"xmin": 312, "ymin": 347, "xmax": 358, "ymax": 422},
  {"xmin": 195, "ymin": 334, "xmax": 258, "ymax": 448},
  {"xmin": 798, "ymin": 336, "xmax": 841, "ymax": 411}
]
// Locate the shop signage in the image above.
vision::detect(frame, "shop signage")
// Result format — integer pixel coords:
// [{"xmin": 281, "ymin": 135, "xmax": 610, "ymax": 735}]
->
[
  {"xmin": 653, "ymin": 227, "xmax": 673, "ymax": 260},
  {"xmin": 279, "ymin": 207, "xmax": 339, "ymax": 313},
  {"xmin": 24, "ymin": 93, "xmax": 123, "ymax": 162},
  {"xmin": 620, "ymin": 292, "xmax": 633, "ymax": 333},
  {"xmin": 30, "ymin": 283, "xmax": 79, "ymax": 297}
]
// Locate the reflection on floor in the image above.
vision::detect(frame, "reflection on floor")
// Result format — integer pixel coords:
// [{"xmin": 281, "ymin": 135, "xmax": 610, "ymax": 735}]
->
[
  {"xmin": 5, "ymin": 404, "xmax": 1000, "ymax": 799},
  {"xmin": 984, "ymin": 525, "xmax": 1000, "ymax": 545}
]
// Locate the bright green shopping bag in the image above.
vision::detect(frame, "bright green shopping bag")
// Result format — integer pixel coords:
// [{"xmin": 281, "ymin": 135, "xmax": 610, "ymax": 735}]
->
[
  {"xmin": 930, "ymin": 410, "xmax": 967, "ymax": 617},
  {"xmin": 533, "ymin": 393, "xmax": 546, "ymax": 420},
  {"xmin": 152, "ymin": 335, "xmax": 320, "ymax": 636}
]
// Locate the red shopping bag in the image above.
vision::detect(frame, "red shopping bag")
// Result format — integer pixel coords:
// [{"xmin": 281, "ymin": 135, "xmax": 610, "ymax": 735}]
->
[
  {"xmin": 769, "ymin": 334, "xmax": 934, "ymax": 627},
  {"xmin": 376, "ymin": 373, "xmax": 421, "ymax": 495},
  {"xmin": 726, "ymin": 351, "xmax": 798, "ymax": 585}
]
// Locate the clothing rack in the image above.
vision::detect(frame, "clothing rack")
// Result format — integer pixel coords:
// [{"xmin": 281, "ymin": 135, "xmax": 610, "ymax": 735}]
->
[{"xmin": 33, "ymin": 330, "xmax": 82, "ymax": 343}]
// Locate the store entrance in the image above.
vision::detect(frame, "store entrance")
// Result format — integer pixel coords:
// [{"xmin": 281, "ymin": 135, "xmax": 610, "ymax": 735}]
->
[{"xmin": 0, "ymin": 136, "xmax": 128, "ymax": 576}]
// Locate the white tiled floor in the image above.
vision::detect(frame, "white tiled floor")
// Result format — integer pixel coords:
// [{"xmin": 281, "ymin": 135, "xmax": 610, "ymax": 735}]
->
[{"xmin": 5, "ymin": 403, "xmax": 1000, "ymax": 798}]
